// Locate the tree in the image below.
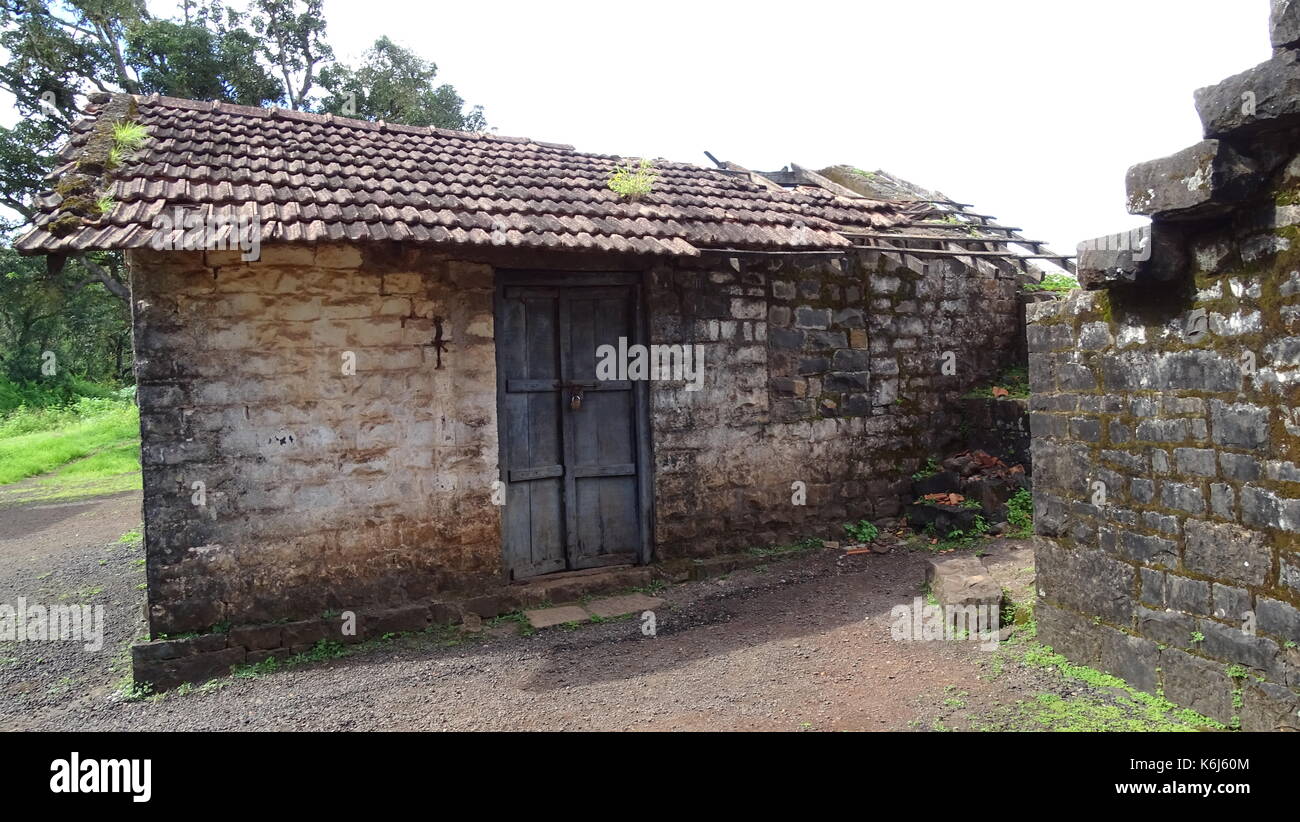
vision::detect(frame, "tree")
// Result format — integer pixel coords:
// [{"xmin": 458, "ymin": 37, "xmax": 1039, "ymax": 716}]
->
[
  {"xmin": 127, "ymin": 12, "xmax": 283, "ymax": 105},
  {"xmin": 319, "ymin": 36, "xmax": 486, "ymax": 131},
  {"xmin": 0, "ymin": 1, "xmax": 487, "ymax": 389},
  {"xmin": 0, "ymin": 247, "xmax": 129, "ymax": 385},
  {"xmin": 250, "ymin": 0, "xmax": 331, "ymax": 111}
]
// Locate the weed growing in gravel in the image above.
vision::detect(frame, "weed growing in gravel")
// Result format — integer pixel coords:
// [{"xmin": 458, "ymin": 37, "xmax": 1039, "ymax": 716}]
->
[
  {"xmin": 115, "ymin": 677, "xmax": 154, "ymax": 702},
  {"xmin": 488, "ymin": 611, "xmax": 536, "ymax": 637},
  {"xmin": 748, "ymin": 536, "xmax": 821, "ymax": 559}
]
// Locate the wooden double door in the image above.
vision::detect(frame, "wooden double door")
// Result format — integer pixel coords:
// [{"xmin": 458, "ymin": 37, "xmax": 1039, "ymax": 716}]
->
[{"xmin": 494, "ymin": 271, "xmax": 651, "ymax": 580}]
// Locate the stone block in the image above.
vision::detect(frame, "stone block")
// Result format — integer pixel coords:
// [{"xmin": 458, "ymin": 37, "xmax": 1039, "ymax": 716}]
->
[
  {"xmin": 1258, "ymin": 597, "xmax": 1300, "ymax": 643},
  {"xmin": 1138, "ymin": 606, "xmax": 1196, "ymax": 647},
  {"xmin": 229, "ymin": 624, "xmax": 283, "ymax": 651},
  {"xmin": 1273, "ymin": 0, "xmax": 1300, "ymax": 49},
  {"xmin": 1098, "ymin": 627, "xmax": 1159, "ymax": 693},
  {"xmin": 1184, "ymin": 520, "xmax": 1272, "ymax": 586},
  {"xmin": 585, "ymin": 593, "xmax": 664, "ymax": 619},
  {"xmin": 1210, "ymin": 400, "xmax": 1269, "ymax": 449},
  {"xmin": 1197, "ymin": 617, "xmax": 1281, "ymax": 676},
  {"xmin": 925, "ymin": 556, "xmax": 1001, "ymax": 632},
  {"xmin": 1239, "ymin": 680, "xmax": 1300, "ymax": 731},
  {"xmin": 362, "ymin": 604, "xmax": 431, "ymax": 637},
  {"xmin": 1126, "ymin": 140, "xmax": 1261, "ymax": 220},
  {"xmin": 1194, "ymin": 49, "xmax": 1300, "ymax": 139},
  {"xmin": 280, "ymin": 619, "xmax": 332, "ymax": 648},
  {"xmin": 1076, "ymin": 224, "xmax": 1187, "ymax": 289},
  {"xmin": 524, "ymin": 605, "xmax": 590, "ymax": 629},
  {"xmin": 1160, "ymin": 648, "xmax": 1235, "ymax": 724},
  {"xmin": 133, "ymin": 646, "xmax": 246, "ymax": 692}
]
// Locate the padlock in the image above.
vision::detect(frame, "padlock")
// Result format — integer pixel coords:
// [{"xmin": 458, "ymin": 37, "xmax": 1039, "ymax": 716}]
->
[{"xmin": 570, "ymin": 387, "xmax": 583, "ymax": 411}]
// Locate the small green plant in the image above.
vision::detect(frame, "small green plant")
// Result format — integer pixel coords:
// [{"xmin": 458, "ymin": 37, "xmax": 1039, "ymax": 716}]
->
[
  {"xmin": 843, "ymin": 520, "xmax": 879, "ymax": 543},
  {"xmin": 1022, "ymin": 272, "xmax": 1080, "ymax": 293},
  {"xmin": 117, "ymin": 527, "xmax": 142, "ymax": 544},
  {"xmin": 95, "ymin": 193, "xmax": 115, "ymax": 217},
  {"xmin": 748, "ymin": 536, "xmax": 821, "ymax": 558},
  {"xmin": 112, "ymin": 120, "xmax": 148, "ymax": 152},
  {"xmin": 116, "ymin": 678, "xmax": 154, "ymax": 701},
  {"xmin": 911, "ymin": 457, "xmax": 940, "ymax": 481},
  {"xmin": 1006, "ymin": 489, "xmax": 1033, "ymax": 537},
  {"xmin": 1191, "ymin": 631, "xmax": 1205, "ymax": 644},
  {"xmin": 965, "ymin": 364, "xmax": 1030, "ymax": 399},
  {"xmin": 607, "ymin": 158, "xmax": 657, "ymax": 199}
]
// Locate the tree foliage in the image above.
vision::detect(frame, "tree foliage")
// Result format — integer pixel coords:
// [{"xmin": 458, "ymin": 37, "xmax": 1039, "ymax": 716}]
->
[
  {"xmin": 320, "ymin": 36, "xmax": 486, "ymax": 131},
  {"xmin": 0, "ymin": 0, "xmax": 487, "ymax": 389}
]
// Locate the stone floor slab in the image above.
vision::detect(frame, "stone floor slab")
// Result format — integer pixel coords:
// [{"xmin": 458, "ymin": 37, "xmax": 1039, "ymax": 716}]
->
[
  {"xmin": 524, "ymin": 605, "xmax": 590, "ymax": 629},
  {"xmin": 586, "ymin": 593, "xmax": 664, "ymax": 618}
]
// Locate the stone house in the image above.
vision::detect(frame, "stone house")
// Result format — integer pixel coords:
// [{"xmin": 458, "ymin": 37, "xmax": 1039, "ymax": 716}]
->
[
  {"xmin": 18, "ymin": 92, "xmax": 1065, "ymax": 687},
  {"xmin": 1031, "ymin": 2, "xmax": 1300, "ymax": 730}
]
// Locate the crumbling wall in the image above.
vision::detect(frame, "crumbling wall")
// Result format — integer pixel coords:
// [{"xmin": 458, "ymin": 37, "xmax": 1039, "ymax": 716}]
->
[
  {"xmin": 129, "ymin": 244, "xmax": 501, "ymax": 637},
  {"xmin": 650, "ymin": 250, "xmax": 1022, "ymax": 556},
  {"xmin": 1030, "ymin": 3, "xmax": 1300, "ymax": 730}
]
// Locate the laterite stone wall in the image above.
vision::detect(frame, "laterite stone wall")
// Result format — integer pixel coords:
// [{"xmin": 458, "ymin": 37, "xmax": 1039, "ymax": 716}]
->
[
  {"xmin": 128, "ymin": 244, "xmax": 501, "ymax": 637},
  {"xmin": 649, "ymin": 250, "xmax": 1023, "ymax": 557}
]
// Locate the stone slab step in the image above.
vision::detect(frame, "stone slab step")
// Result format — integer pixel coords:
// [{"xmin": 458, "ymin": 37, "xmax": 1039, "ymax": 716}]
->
[
  {"xmin": 524, "ymin": 593, "xmax": 665, "ymax": 629},
  {"xmin": 586, "ymin": 593, "xmax": 663, "ymax": 619}
]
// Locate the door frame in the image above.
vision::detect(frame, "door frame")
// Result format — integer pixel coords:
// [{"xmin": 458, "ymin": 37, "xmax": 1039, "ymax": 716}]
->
[{"xmin": 492, "ymin": 269, "xmax": 655, "ymax": 579}]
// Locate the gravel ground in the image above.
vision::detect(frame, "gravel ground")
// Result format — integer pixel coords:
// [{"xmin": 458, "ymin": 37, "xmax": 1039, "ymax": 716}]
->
[
  {"xmin": 3, "ymin": 492, "xmax": 1199, "ymax": 732},
  {"xmin": 0, "ymin": 493, "xmax": 1031, "ymax": 732},
  {"xmin": 0, "ymin": 490, "xmax": 146, "ymax": 727}
]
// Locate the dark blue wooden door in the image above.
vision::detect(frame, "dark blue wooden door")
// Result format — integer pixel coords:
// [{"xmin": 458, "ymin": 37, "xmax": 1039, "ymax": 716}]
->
[{"xmin": 496, "ymin": 272, "xmax": 649, "ymax": 580}]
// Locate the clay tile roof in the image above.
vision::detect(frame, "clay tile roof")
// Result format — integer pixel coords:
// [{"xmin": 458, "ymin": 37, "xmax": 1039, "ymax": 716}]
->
[{"xmin": 16, "ymin": 94, "xmax": 903, "ymax": 257}]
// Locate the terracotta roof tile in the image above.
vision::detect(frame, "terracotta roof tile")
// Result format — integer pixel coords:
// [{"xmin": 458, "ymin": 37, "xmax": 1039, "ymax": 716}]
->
[{"xmin": 17, "ymin": 93, "xmax": 903, "ymax": 256}]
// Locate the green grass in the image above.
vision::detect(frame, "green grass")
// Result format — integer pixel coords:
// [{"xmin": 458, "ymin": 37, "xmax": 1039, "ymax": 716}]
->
[
  {"xmin": 748, "ymin": 536, "xmax": 822, "ymax": 559},
  {"xmin": 1022, "ymin": 272, "xmax": 1080, "ymax": 293},
  {"xmin": 1006, "ymin": 488, "xmax": 1033, "ymax": 537},
  {"xmin": 113, "ymin": 120, "xmax": 148, "ymax": 152},
  {"xmin": 0, "ymin": 405, "xmax": 139, "ymax": 486}
]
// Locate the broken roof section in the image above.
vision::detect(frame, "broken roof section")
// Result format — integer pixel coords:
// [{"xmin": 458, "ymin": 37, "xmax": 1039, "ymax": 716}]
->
[
  {"xmin": 708, "ymin": 158, "xmax": 1076, "ymax": 275},
  {"xmin": 15, "ymin": 93, "xmax": 905, "ymax": 258}
]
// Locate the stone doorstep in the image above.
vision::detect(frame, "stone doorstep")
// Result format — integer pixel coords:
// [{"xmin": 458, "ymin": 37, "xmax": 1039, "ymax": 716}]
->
[
  {"xmin": 525, "ymin": 593, "xmax": 666, "ymax": 629},
  {"xmin": 524, "ymin": 605, "xmax": 592, "ymax": 629}
]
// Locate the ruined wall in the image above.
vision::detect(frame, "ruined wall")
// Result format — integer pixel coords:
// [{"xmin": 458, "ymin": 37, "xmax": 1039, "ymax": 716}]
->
[
  {"xmin": 1029, "ymin": 4, "xmax": 1300, "ymax": 730},
  {"xmin": 129, "ymin": 244, "xmax": 501, "ymax": 637},
  {"xmin": 650, "ymin": 250, "xmax": 1022, "ymax": 557}
]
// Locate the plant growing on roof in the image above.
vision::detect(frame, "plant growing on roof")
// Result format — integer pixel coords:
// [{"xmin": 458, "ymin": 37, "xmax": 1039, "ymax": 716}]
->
[
  {"xmin": 607, "ymin": 158, "xmax": 658, "ymax": 200},
  {"xmin": 105, "ymin": 121, "xmax": 148, "ymax": 170},
  {"xmin": 113, "ymin": 121, "xmax": 148, "ymax": 152}
]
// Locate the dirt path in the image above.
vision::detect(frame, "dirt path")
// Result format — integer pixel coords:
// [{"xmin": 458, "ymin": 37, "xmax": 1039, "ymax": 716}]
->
[
  {"xmin": 0, "ymin": 500, "xmax": 1209, "ymax": 732},
  {"xmin": 0, "ymin": 489, "xmax": 146, "ymax": 726},
  {"xmin": 0, "ymin": 510, "xmax": 1026, "ymax": 731}
]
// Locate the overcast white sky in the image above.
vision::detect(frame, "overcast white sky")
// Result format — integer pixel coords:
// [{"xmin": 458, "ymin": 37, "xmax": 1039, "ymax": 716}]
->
[
  {"xmin": 315, "ymin": 0, "xmax": 1273, "ymax": 255},
  {"xmin": 8, "ymin": 1, "xmax": 1276, "ymax": 255}
]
